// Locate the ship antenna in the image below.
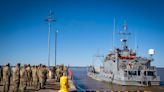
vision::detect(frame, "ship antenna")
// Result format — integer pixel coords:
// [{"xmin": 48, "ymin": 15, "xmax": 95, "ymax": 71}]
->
[
  {"xmin": 134, "ymin": 31, "xmax": 136, "ymax": 50},
  {"xmin": 134, "ymin": 31, "xmax": 137, "ymax": 53},
  {"xmin": 123, "ymin": 20, "xmax": 127, "ymax": 31},
  {"xmin": 92, "ymin": 49, "xmax": 104, "ymax": 67},
  {"xmin": 119, "ymin": 20, "xmax": 131, "ymax": 50},
  {"xmin": 45, "ymin": 10, "xmax": 56, "ymax": 67},
  {"xmin": 113, "ymin": 17, "xmax": 116, "ymax": 49}
]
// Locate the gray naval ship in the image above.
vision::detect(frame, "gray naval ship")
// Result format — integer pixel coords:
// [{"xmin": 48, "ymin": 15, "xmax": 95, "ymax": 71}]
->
[{"xmin": 87, "ymin": 21, "xmax": 160, "ymax": 86}]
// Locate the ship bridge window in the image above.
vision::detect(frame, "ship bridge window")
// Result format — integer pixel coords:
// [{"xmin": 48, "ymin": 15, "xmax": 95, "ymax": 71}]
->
[
  {"xmin": 128, "ymin": 71, "xmax": 136, "ymax": 75},
  {"xmin": 147, "ymin": 71, "xmax": 154, "ymax": 76},
  {"xmin": 144, "ymin": 71, "xmax": 146, "ymax": 76},
  {"xmin": 138, "ymin": 71, "xmax": 140, "ymax": 76},
  {"xmin": 124, "ymin": 71, "xmax": 127, "ymax": 76}
]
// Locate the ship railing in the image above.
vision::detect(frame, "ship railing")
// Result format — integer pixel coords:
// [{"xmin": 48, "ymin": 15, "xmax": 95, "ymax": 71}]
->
[
  {"xmin": 149, "ymin": 76, "xmax": 160, "ymax": 81},
  {"xmin": 124, "ymin": 76, "xmax": 142, "ymax": 81},
  {"xmin": 148, "ymin": 66, "xmax": 156, "ymax": 71},
  {"xmin": 124, "ymin": 75, "xmax": 160, "ymax": 82},
  {"xmin": 143, "ymin": 76, "xmax": 160, "ymax": 81},
  {"xmin": 124, "ymin": 76, "xmax": 146, "ymax": 81},
  {"xmin": 157, "ymin": 76, "xmax": 160, "ymax": 81}
]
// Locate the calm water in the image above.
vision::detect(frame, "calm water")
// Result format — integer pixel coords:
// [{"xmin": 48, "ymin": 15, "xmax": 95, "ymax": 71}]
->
[{"xmin": 71, "ymin": 67, "xmax": 164, "ymax": 92}]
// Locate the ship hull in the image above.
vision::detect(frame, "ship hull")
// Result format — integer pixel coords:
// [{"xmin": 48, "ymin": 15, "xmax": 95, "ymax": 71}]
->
[{"xmin": 87, "ymin": 72, "xmax": 160, "ymax": 86}]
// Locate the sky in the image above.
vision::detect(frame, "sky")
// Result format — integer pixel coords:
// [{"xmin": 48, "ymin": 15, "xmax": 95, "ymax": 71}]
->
[{"xmin": 0, "ymin": 0, "xmax": 164, "ymax": 67}]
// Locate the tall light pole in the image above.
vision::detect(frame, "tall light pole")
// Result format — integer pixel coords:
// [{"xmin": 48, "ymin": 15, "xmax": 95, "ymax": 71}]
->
[
  {"xmin": 55, "ymin": 30, "xmax": 58, "ymax": 66},
  {"xmin": 45, "ymin": 10, "xmax": 55, "ymax": 67}
]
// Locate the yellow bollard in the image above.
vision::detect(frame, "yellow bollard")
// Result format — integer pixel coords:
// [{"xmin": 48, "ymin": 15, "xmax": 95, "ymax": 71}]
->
[{"xmin": 59, "ymin": 74, "xmax": 68, "ymax": 92}]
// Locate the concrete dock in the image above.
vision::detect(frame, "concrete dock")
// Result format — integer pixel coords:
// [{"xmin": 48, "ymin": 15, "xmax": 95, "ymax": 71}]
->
[{"xmin": 0, "ymin": 79, "xmax": 76, "ymax": 92}]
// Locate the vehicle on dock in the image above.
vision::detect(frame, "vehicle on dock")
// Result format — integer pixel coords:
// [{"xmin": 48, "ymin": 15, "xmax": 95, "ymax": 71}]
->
[{"xmin": 87, "ymin": 21, "xmax": 160, "ymax": 86}]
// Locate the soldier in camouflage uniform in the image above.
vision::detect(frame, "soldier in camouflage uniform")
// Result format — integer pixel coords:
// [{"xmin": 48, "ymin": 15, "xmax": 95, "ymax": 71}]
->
[
  {"xmin": 32, "ymin": 65, "xmax": 39, "ymax": 89},
  {"xmin": 43, "ymin": 65, "xmax": 48, "ymax": 86},
  {"xmin": 39, "ymin": 65, "xmax": 48, "ymax": 89},
  {"xmin": 63, "ymin": 66, "xmax": 68, "ymax": 76},
  {"xmin": 54, "ymin": 65, "xmax": 59, "ymax": 81},
  {"xmin": 55, "ymin": 66, "xmax": 59, "ymax": 82},
  {"xmin": 56, "ymin": 66, "xmax": 63, "ymax": 82},
  {"xmin": 20, "ymin": 64, "xmax": 28, "ymax": 92},
  {"xmin": 38, "ymin": 65, "xmax": 44, "ymax": 89},
  {"xmin": 26, "ymin": 64, "xmax": 32, "ymax": 86},
  {"xmin": 53, "ymin": 66, "xmax": 56, "ymax": 79},
  {"xmin": 0, "ymin": 65, "xmax": 2, "ymax": 84},
  {"xmin": 61, "ymin": 64, "xmax": 64, "ymax": 72},
  {"xmin": 2, "ymin": 63, "xmax": 11, "ymax": 92},
  {"xmin": 12, "ymin": 63, "xmax": 21, "ymax": 92}
]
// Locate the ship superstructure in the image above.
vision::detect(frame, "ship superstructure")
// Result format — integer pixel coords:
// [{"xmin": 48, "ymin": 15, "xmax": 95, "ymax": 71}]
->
[{"xmin": 87, "ymin": 21, "xmax": 160, "ymax": 86}]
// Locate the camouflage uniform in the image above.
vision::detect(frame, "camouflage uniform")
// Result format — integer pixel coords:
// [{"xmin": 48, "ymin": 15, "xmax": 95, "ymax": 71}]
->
[
  {"xmin": 63, "ymin": 66, "xmax": 68, "ymax": 76},
  {"xmin": 43, "ymin": 66, "xmax": 48, "ymax": 86},
  {"xmin": 2, "ymin": 64, "xmax": 11, "ymax": 92},
  {"xmin": 38, "ymin": 66, "xmax": 44, "ymax": 89},
  {"xmin": 53, "ymin": 66, "xmax": 56, "ymax": 79},
  {"xmin": 12, "ymin": 63, "xmax": 20, "ymax": 92},
  {"xmin": 0, "ymin": 66, "xmax": 2, "ymax": 84},
  {"xmin": 20, "ymin": 65, "xmax": 28, "ymax": 92},
  {"xmin": 39, "ymin": 65, "xmax": 48, "ymax": 89},
  {"xmin": 32, "ymin": 66, "xmax": 39, "ymax": 89},
  {"xmin": 56, "ymin": 66, "xmax": 63, "ymax": 82},
  {"xmin": 26, "ymin": 64, "xmax": 32, "ymax": 86},
  {"xmin": 55, "ymin": 68, "xmax": 59, "ymax": 82},
  {"xmin": 61, "ymin": 64, "xmax": 64, "ymax": 71}
]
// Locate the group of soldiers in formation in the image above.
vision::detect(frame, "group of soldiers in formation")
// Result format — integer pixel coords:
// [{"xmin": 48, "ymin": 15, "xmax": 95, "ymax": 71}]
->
[{"xmin": 0, "ymin": 63, "xmax": 68, "ymax": 92}]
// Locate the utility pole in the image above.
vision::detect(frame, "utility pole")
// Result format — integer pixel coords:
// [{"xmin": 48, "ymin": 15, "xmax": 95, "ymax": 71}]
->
[
  {"xmin": 45, "ymin": 10, "xmax": 55, "ymax": 67},
  {"xmin": 55, "ymin": 30, "xmax": 58, "ymax": 66}
]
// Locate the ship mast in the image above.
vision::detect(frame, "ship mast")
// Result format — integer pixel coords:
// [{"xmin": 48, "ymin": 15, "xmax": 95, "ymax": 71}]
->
[
  {"xmin": 113, "ymin": 17, "xmax": 116, "ymax": 49},
  {"xmin": 119, "ymin": 20, "xmax": 131, "ymax": 50}
]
